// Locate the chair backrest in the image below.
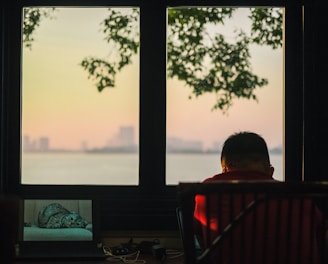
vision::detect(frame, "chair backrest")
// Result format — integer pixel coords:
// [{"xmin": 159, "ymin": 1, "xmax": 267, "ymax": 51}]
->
[{"xmin": 178, "ymin": 181, "xmax": 328, "ymax": 264}]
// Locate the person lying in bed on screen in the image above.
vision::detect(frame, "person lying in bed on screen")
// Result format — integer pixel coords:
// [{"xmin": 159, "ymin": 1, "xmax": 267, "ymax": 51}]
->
[{"xmin": 193, "ymin": 131, "xmax": 327, "ymax": 264}]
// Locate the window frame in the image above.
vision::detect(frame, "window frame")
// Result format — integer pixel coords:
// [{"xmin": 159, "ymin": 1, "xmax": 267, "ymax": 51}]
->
[{"xmin": 1, "ymin": 0, "xmax": 306, "ymax": 230}]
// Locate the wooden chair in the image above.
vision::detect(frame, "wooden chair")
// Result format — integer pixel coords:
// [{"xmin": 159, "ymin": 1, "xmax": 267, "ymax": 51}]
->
[{"xmin": 178, "ymin": 181, "xmax": 328, "ymax": 264}]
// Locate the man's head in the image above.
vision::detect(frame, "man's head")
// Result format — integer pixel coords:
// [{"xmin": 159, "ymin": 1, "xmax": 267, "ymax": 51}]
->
[{"xmin": 221, "ymin": 131, "xmax": 274, "ymax": 176}]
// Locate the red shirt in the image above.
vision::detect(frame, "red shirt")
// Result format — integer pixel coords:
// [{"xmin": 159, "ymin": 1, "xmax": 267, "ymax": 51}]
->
[{"xmin": 194, "ymin": 171, "xmax": 326, "ymax": 264}]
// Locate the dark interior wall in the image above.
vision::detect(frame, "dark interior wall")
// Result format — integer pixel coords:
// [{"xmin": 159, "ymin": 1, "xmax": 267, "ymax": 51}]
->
[{"xmin": 304, "ymin": 0, "xmax": 328, "ymax": 182}]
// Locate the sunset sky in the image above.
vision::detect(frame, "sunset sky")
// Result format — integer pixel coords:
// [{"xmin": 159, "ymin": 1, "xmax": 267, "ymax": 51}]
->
[{"xmin": 22, "ymin": 7, "xmax": 283, "ymax": 151}]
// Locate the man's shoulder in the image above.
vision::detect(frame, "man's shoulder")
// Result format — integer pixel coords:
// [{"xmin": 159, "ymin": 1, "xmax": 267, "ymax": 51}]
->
[
  {"xmin": 202, "ymin": 172, "xmax": 238, "ymax": 183},
  {"xmin": 203, "ymin": 171, "xmax": 273, "ymax": 182}
]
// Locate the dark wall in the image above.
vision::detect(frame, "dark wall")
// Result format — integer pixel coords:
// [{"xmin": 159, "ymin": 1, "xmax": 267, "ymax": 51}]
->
[{"xmin": 304, "ymin": 0, "xmax": 328, "ymax": 182}]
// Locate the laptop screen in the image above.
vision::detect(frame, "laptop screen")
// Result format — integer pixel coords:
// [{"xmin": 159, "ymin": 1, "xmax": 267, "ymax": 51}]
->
[
  {"xmin": 176, "ymin": 207, "xmax": 202, "ymax": 252},
  {"xmin": 21, "ymin": 199, "xmax": 94, "ymax": 241},
  {"xmin": 16, "ymin": 199, "xmax": 106, "ymax": 260}
]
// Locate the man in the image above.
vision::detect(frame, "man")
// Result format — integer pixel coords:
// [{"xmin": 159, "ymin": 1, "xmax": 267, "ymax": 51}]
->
[
  {"xmin": 193, "ymin": 131, "xmax": 326, "ymax": 264},
  {"xmin": 203, "ymin": 131, "xmax": 274, "ymax": 183}
]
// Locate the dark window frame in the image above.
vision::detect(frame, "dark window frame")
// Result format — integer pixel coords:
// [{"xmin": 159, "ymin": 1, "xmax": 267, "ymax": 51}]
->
[{"xmin": 1, "ymin": 0, "xmax": 310, "ymax": 230}]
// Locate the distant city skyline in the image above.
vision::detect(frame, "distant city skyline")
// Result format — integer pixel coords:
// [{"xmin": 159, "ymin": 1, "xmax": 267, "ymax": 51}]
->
[
  {"xmin": 23, "ymin": 126, "xmax": 282, "ymax": 154},
  {"xmin": 23, "ymin": 126, "xmax": 138, "ymax": 152}
]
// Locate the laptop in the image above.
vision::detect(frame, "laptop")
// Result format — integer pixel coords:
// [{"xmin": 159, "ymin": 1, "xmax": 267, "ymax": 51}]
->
[
  {"xmin": 15, "ymin": 198, "xmax": 107, "ymax": 260},
  {"xmin": 176, "ymin": 207, "xmax": 202, "ymax": 254}
]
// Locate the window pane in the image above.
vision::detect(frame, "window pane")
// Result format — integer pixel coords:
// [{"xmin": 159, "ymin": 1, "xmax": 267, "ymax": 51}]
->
[
  {"xmin": 21, "ymin": 7, "xmax": 140, "ymax": 185},
  {"xmin": 166, "ymin": 7, "xmax": 284, "ymax": 184}
]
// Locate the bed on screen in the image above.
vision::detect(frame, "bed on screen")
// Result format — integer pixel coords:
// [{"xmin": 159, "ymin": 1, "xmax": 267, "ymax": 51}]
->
[{"xmin": 23, "ymin": 199, "xmax": 93, "ymax": 241}]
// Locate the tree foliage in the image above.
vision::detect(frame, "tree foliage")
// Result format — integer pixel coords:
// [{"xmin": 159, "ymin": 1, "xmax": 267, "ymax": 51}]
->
[
  {"xmin": 81, "ymin": 8, "xmax": 139, "ymax": 92},
  {"xmin": 22, "ymin": 7, "xmax": 282, "ymax": 113},
  {"xmin": 167, "ymin": 7, "xmax": 282, "ymax": 112},
  {"xmin": 23, "ymin": 8, "xmax": 56, "ymax": 49}
]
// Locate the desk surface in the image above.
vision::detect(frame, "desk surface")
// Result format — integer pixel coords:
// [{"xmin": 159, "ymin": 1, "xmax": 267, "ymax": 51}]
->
[{"xmin": 14, "ymin": 253, "xmax": 184, "ymax": 264}]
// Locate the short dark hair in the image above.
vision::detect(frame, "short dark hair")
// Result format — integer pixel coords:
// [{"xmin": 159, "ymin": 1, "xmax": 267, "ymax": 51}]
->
[{"xmin": 221, "ymin": 131, "xmax": 271, "ymax": 168}]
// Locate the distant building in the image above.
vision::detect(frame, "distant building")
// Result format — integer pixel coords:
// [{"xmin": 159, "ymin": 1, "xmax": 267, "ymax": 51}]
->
[
  {"xmin": 23, "ymin": 134, "xmax": 37, "ymax": 152},
  {"xmin": 39, "ymin": 137, "xmax": 49, "ymax": 151},
  {"xmin": 23, "ymin": 134, "xmax": 50, "ymax": 152},
  {"xmin": 106, "ymin": 126, "xmax": 137, "ymax": 151},
  {"xmin": 118, "ymin": 126, "xmax": 135, "ymax": 147},
  {"xmin": 206, "ymin": 141, "xmax": 222, "ymax": 153},
  {"xmin": 167, "ymin": 137, "xmax": 203, "ymax": 153},
  {"xmin": 81, "ymin": 141, "xmax": 88, "ymax": 151}
]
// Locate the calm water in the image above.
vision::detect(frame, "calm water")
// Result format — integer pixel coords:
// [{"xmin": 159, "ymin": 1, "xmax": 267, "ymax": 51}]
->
[{"xmin": 22, "ymin": 152, "xmax": 283, "ymax": 185}]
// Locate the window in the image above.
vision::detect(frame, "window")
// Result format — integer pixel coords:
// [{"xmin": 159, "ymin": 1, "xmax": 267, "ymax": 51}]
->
[
  {"xmin": 166, "ymin": 7, "xmax": 284, "ymax": 184},
  {"xmin": 21, "ymin": 7, "xmax": 140, "ymax": 185},
  {"xmin": 1, "ymin": 0, "xmax": 305, "ymax": 230}
]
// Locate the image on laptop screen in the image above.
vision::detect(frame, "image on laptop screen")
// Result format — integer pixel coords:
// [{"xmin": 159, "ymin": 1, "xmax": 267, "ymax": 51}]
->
[
  {"xmin": 22, "ymin": 199, "xmax": 93, "ymax": 241},
  {"xmin": 16, "ymin": 199, "xmax": 106, "ymax": 260}
]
